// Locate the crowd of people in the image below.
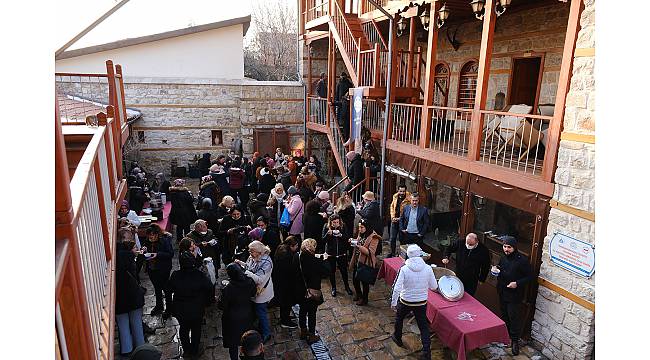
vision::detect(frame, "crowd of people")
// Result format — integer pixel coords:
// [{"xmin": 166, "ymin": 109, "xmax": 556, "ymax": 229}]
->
[
  {"xmin": 115, "ymin": 149, "xmax": 387, "ymax": 359},
  {"xmin": 116, "ymin": 148, "xmax": 533, "ymax": 359}
]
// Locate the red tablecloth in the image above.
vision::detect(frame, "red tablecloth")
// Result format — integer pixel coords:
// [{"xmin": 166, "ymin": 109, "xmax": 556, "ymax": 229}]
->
[{"xmin": 378, "ymin": 257, "xmax": 510, "ymax": 360}]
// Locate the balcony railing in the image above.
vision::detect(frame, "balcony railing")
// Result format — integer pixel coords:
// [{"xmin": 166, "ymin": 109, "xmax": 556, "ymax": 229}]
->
[
  {"xmin": 390, "ymin": 103, "xmax": 421, "ymax": 145},
  {"xmin": 361, "ymin": 20, "xmax": 387, "ymax": 50},
  {"xmin": 56, "ymin": 74, "xmax": 110, "ymax": 124},
  {"xmin": 362, "ymin": 98, "xmax": 384, "ymax": 132},
  {"xmin": 308, "ymin": 96, "xmax": 328, "ymax": 126},
  {"xmin": 305, "ymin": 0, "xmax": 329, "ymax": 24},
  {"xmin": 427, "ymin": 106, "xmax": 473, "ymax": 157},
  {"xmin": 359, "ymin": 0, "xmax": 388, "ymax": 15},
  {"xmin": 331, "ymin": 0, "xmax": 361, "ymax": 75},
  {"xmin": 479, "ymin": 110, "xmax": 552, "ymax": 176}
]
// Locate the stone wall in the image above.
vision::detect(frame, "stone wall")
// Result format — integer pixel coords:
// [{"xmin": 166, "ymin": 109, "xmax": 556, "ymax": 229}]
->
[
  {"xmin": 531, "ymin": 1, "xmax": 595, "ymax": 359},
  {"xmin": 394, "ymin": 2, "xmax": 569, "ymax": 109},
  {"xmin": 123, "ymin": 78, "xmax": 304, "ymax": 174}
]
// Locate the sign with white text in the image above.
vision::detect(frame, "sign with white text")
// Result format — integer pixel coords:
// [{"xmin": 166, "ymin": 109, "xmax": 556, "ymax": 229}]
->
[
  {"xmin": 352, "ymin": 88, "xmax": 364, "ymax": 154},
  {"xmin": 549, "ymin": 232, "xmax": 595, "ymax": 278}
]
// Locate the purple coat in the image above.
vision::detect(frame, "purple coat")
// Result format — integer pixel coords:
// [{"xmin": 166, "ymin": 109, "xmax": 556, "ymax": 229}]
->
[{"xmin": 286, "ymin": 194, "xmax": 304, "ymax": 235}]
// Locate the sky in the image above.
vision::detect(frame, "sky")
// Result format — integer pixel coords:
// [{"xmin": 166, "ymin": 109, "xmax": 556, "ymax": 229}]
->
[{"xmin": 56, "ymin": 0, "xmax": 296, "ymax": 51}]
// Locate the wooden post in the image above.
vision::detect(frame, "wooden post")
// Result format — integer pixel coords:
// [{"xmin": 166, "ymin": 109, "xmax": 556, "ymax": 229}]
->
[
  {"xmin": 115, "ymin": 64, "xmax": 129, "ymax": 140},
  {"xmin": 542, "ymin": 0, "xmax": 584, "ymax": 182},
  {"xmin": 105, "ymin": 61, "xmax": 124, "ymax": 180},
  {"xmin": 327, "ymin": 30, "xmax": 336, "ymax": 127},
  {"xmin": 373, "ymin": 44, "xmax": 381, "ymax": 87},
  {"xmin": 386, "ymin": 24, "xmax": 399, "ymax": 140},
  {"xmin": 299, "ymin": 0, "xmax": 306, "ymax": 35},
  {"xmin": 414, "ymin": 45, "xmax": 422, "ymax": 102},
  {"xmin": 364, "ymin": 167, "xmax": 371, "ymax": 191},
  {"xmin": 98, "ymin": 112, "xmax": 117, "ymax": 200},
  {"xmin": 307, "ymin": 45, "xmax": 313, "ymax": 95},
  {"xmin": 467, "ymin": 0, "xmax": 497, "ymax": 161},
  {"xmin": 419, "ymin": 1, "xmax": 439, "ymax": 149},
  {"xmin": 406, "ymin": 17, "xmax": 416, "ymax": 88}
]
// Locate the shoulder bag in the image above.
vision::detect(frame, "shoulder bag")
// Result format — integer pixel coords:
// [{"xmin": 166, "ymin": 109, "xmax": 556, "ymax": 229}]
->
[
  {"xmin": 280, "ymin": 202, "xmax": 303, "ymax": 231},
  {"xmin": 355, "ymin": 237, "xmax": 379, "ymax": 285},
  {"xmin": 298, "ymin": 252, "xmax": 324, "ymax": 305}
]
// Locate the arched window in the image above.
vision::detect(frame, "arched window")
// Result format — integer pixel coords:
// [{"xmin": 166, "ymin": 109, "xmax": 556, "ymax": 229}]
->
[
  {"xmin": 433, "ymin": 63, "xmax": 450, "ymax": 107},
  {"xmin": 458, "ymin": 60, "xmax": 479, "ymax": 109}
]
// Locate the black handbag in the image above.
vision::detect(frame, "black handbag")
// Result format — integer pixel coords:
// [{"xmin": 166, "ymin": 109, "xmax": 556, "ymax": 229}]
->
[{"xmin": 355, "ymin": 237, "xmax": 379, "ymax": 285}]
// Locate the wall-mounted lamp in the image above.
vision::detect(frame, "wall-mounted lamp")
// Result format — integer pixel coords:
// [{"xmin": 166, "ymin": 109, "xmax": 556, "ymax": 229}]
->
[
  {"xmin": 420, "ymin": 7, "xmax": 430, "ymax": 30},
  {"xmin": 473, "ymin": 195, "xmax": 487, "ymax": 210},
  {"xmin": 397, "ymin": 17, "xmax": 407, "ymax": 37},
  {"xmin": 437, "ymin": 3, "xmax": 450, "ymax": 29},
  {"xmin": 471, "ymin": 0, "xmax": 512, "ymax": 20}
]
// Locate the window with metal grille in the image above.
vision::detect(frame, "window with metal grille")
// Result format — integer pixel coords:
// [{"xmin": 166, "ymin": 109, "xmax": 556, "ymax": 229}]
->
[
  {"xmin": 458, "ymin": 60, "xmax": 479, "ymax": 109},
  {"xmin": 433, "ymin": 63, "xmax": 450, "ymax": 107}
]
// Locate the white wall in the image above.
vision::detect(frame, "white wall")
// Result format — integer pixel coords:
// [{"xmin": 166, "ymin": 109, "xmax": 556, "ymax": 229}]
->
[{"xmin": 56, "ymin": 25, "xmax": 244, "ymax": 79}]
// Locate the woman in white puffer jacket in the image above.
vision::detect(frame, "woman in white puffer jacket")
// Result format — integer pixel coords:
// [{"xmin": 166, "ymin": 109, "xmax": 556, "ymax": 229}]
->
[{"xmin": 390, "ymin": 244, "xmax": 438, "ymax": 360}]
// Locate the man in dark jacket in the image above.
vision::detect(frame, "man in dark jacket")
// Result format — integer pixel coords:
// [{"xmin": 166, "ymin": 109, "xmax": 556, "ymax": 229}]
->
[
  {"xmin": 315, "ymin": 72, "xmax": 327, "ymax": 98},
  {"xmin": 334, "ymin": 72, "xmax": 353, "ymax": 140},
  {"xmin": 442, "ymin": 233, "xmax": 491, "ymax": 296},
  {"xmin": 399, "ymin": 193, "xmax": 430, "ymax": 248},
  {"xmin": 198, "ymin": 153, "xmax": 211, "ymax": 176},
  {"xmin": 168, "ymin": 179, "xmax": 198, "ymax": 241},
  {"xmin": 344, "ymin": 151, "xmax": 364, "ymax": 192},
  {"xmin": 168, "ymin": 251, "xmax": 213, "ymax": 357},
  {"xmin": 494, "ymin": 236, "xmax": 533, "ymax": 356},
  {"xmin": 258, "ymin": 167, "xmax": 276, "ymax": 196},
  {"xmin": 115, "ymin": 239, "xmax": 146, "ymax": 355},
  {"xmin": 248, "ymin": 193, "xmax": 271, "ymax": 221},
  {"xmin": 358, "ymin": 191, "xmax": 383, "ymax": 237}
]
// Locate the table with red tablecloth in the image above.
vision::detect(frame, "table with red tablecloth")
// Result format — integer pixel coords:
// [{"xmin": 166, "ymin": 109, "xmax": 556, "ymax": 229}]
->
[{"xmin": 378, "ymin": 257, "xmax": 510, "ymax": 360}]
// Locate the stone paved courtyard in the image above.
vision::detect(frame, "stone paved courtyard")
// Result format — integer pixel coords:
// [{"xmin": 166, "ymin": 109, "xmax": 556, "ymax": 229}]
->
[{"xmin": 115, "ymin": 235, "xmax": 547, "ymax": 360}]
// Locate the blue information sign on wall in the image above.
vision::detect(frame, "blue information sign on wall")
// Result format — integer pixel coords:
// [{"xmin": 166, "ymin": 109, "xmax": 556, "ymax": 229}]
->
[{"xmin": 549, "ymin": 232, "xmax": 595, "ymax": 278}]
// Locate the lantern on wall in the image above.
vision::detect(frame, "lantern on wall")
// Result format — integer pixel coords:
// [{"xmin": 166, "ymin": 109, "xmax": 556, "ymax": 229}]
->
[
  {"xmin": 438, "ymin": 3, "xmax": 450, "ymax": 28},
  {"xmin": 397, "ymin": 16, "xmax": 407, "ymax": 37},
  {"xmin": 420, "ymin": 7, "xmax": 431, "ymax": 30},
  {"xmin": 471, "ymin": 0, "xmax": 513, "ymax": 20}
]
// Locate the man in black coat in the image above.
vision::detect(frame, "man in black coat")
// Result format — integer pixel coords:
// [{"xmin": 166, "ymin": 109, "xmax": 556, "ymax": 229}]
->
[
  {"xmin": 344, "ymin": 151, "xmax": 364, "ymax": 192},
  {"xmin": 494, "ymin": 236, "xmax": 533, "ymax": 356},
  {"xmin": 168, "ymin": 251, "xmax": 213, "ymax": 357},
  {"xmin": 442, "ymin": 233, "xmax": 491, "ymax": 296},
  {"xmin": 334, "ymin": 72, "xmax": 353, "ymax": 140},
  {"xmin": 357, "ymin": 191, "xmax": 382, "ymax": 237}
]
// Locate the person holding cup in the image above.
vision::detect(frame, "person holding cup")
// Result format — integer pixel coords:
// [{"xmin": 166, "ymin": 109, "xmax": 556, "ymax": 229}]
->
[
  {"xmin": 322, "ymin": 214, "xmax": 353, "ymax": 297},
  {"xmin": 350, "ymin": 219, "xmax": 381, "ymax": 306},
  {"xmin": 494, "ymin": 236, "xmax": 533, "ymax": 356}
]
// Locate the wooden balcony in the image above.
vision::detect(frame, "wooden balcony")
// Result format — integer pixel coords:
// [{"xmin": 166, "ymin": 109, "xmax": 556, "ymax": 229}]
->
[{"xmin": 56, "ymin": 61, "xmax": 128, "ymax": 360}]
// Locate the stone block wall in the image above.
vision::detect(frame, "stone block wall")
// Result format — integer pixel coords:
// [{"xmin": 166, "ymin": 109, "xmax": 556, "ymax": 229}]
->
[
  {"xmin": 531, "ymin": 1, "xmax": 595, "ymax": 360},
  {"xmin": 119, "ymin": 78, "xmax": 305, "ymax": 174}
]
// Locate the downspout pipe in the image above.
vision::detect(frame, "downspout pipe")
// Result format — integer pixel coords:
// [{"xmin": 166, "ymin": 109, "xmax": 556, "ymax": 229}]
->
[
  {"xmin": 297, "ymin": 10, "xmax": 308, "ymax": 154},
  {"xmin": 367, "ymin": 0, "xmax": 393, "ymax": 219}
]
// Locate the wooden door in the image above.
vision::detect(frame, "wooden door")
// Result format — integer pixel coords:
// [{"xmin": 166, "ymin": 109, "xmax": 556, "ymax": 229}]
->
[
  {"xmin": 253, "ymin": 129, "xmax": 291, "ymax": 156},
  {"xmin": 509, "ymin": 56, "xmax": 543, "ymax": 108}
]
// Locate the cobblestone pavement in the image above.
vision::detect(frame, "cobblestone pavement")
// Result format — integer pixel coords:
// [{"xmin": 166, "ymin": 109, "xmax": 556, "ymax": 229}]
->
[{"xmin": 115, "ymin": 237, "xmax": 547, "ymax": 360}]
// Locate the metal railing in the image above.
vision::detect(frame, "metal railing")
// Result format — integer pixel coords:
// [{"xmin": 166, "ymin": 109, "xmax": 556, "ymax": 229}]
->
[
  {"xmin": 331, "ymin": 0, "xmax": 361, "ymax": 78},
  {"xmin": 479, "ymin": 110, "xmax": 552, "ymax": 175},
  {"xmin": 56, "ymin": 74, "xmax": 110, "ymax": 124},
  {"xmin": 305, "ymin": 0, "xmax": 329, "ymax": 24},
  {"xmin": 390, "ymin": 103, "xmax": 422, "ymax": 145},
  {"xmin": 427, "ymin": 106, "xmax": 473, "ymax": 157},
  {"xmin": 361, "ymin": 20, "xmax": 387, "ymax": 50},
  {"xmin": 308, "ymin": 96, "xmax": 328, "ymax": 126},
  {"xmin": 362, "ymin": 98, "xmax": 384, "ymax": 132}
]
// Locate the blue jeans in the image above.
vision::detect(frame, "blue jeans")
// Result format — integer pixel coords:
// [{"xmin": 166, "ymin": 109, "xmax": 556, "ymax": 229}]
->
[
  {"xmin": 254, "ymin": 302, "xmax": 271, "ymax": 338},
  {"xmin": 116, "ymin": 308, "xmax": 145, "ymax": 354}
]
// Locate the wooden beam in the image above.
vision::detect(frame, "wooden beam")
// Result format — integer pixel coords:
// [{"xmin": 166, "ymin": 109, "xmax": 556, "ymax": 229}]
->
[
  {"xmin": 406, "ymin": 17, "xmax": 416, "ymax": 89},
  {"xmin": 385, "ymin": 140, "xmax": 555, "ymax": 197},
  {"xmin": 538, "ymin": 277, "xmax": 595, "ymax": 312},
  {"xmin": 560, "ymin": 132, "xmax": 595, "ymax": 144},
  {"xmin": 308, "ymin": 44, "xmax": 313, "ymax": 95},
  {"xmin": 550, "ymin": 199, "xmax": 595, "ymax": 222},
  {"xmin": 125, "ymin": 103, "xmax": 238, "ymax": 109},
  {"xmin": 420, "ymin": 0, "xmax": 439, "ymax": 149},
  {"xmin": 542, "ymin": 0, "xmax": 584, "ymax": 182},
  {"xmin": 467, "ymin": 0, "xmax": 497, "ymax": 161}
]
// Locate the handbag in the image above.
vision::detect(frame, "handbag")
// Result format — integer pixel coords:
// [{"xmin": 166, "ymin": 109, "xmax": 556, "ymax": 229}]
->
[
  {"xmin": 355, "ymin": 237, "xmax": 379, "ymax": 285},
  {"xmin": 279, "ymin": 202, "xmax": 303, "ymax": 231},
  {"xmin": 298, "ymin": 253, "xmax": 324, "ymax": 305}
]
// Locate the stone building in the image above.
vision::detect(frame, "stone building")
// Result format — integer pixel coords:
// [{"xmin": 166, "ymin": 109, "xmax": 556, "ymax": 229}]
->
[{"xmin": 56, "ymin": 14, "xmax": 305, "ymax": 175}]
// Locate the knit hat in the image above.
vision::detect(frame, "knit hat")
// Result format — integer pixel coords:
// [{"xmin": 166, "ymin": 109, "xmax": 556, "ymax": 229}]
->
[
  {"xmin": 201, "ymin": 175, "xmax": 212, "ymax": 183},
  {"xmin": 406, "ymin": 244, "xmax": 423, "ymax": 259},
  {"xmin": 173, "ymin": 179, "xmax": 185, "ymax": 187},
  {"xmin": 287, "ymin": 186, "xmax": 298, "ymax": 195},
  {"xmin": 362, "ymin": 191, "xmax": 375, "ymax": 201},
  {"xmin": 501, "ymin": 235, "xmax": 517, "ymax": 248},
  {"xmin": 345, "ymin": 151, "xmax": 356, "ymax": 161},
  {"xmin": 317, "ymin": 191, "xmax": 330, "ymax": 201}
]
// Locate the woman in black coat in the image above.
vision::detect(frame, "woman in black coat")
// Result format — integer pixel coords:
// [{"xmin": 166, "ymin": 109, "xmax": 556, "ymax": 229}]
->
[
  {"xmin": 115, "ymin": 240, "xmax": 145, "ymax": 355},
  {"xmin": 168, "ymin": 251, "xmax": 213, "ymax": 357},
  {"xmin": 335, "ymin": 192, "xmax": 356, "ymax": 240},
  {"xmin": 296, "ymin": 239, "xmax": 330, "ymax": 344},
  {"xmin": 322, "ymin": 214, "xmax": 353, "ymax": 297},
  {"xmin": 218, "ymin": 206, "xmax": 252, "ymax": 265},
  {"xmin": 168, "ymin": 179, "xmax": 198, "ymax": 241},
  {"xmin": 220, "ymin": 262, "xmax": 256, "ymax": 360},
  {"xmin": 303, "ymin": 199, "xmax": 327, "ymax": 252},
  {"xmin": 273, "ymin": 236, "xmax": 301, "ymax": 328},
  {"xmin": 258, "ymin": 167, "xmax": 276, "ymax": 196},
  {"xmin": 198, "ymin": 175, "xmax": 221, "ymax": 211}
]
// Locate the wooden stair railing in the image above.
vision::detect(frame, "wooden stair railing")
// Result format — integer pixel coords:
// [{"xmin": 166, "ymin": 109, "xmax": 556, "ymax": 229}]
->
[
  {"xmin": 326, "ymin": 103, "xmax": 350, "ymax": 177},
  {"xmin": 329, "ymin": 0, "xmax": 372, "ymax": 86}
]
